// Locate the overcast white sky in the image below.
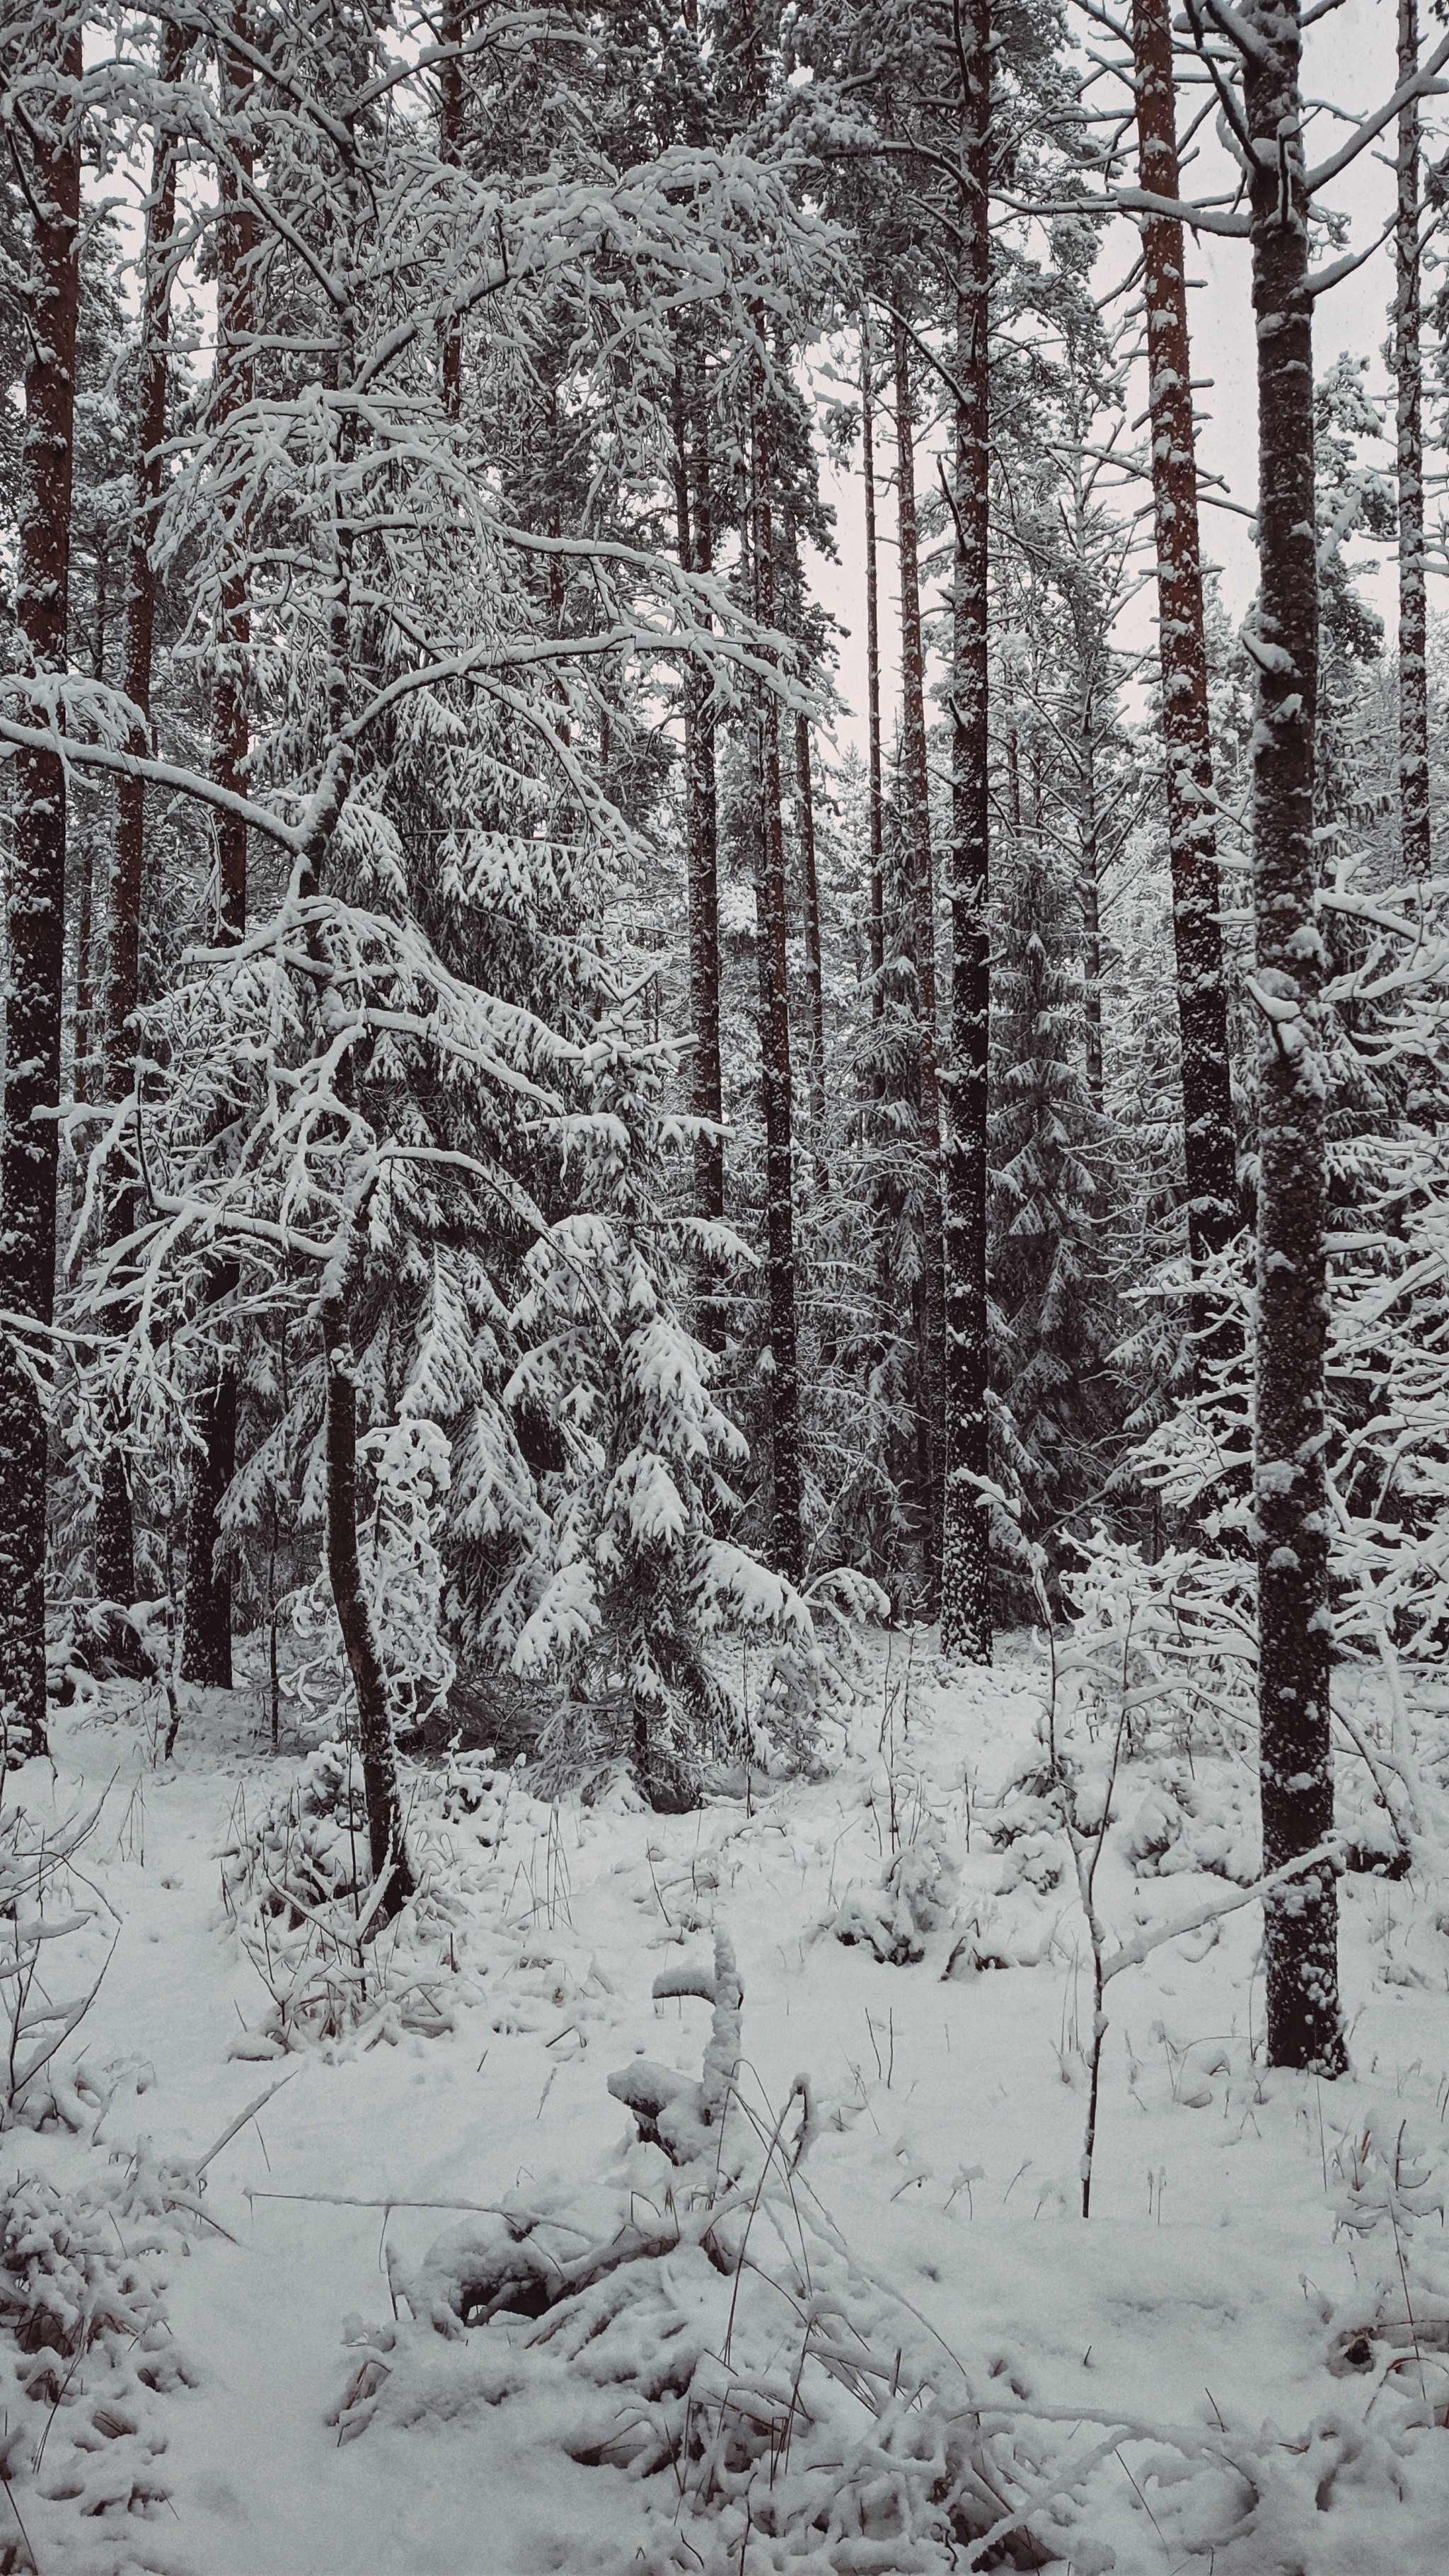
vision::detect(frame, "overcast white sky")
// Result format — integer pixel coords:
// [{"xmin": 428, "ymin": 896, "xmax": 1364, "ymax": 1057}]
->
[{"xmin": 806, "ymin": 0, "xmax": 1412, "ymax": 761}]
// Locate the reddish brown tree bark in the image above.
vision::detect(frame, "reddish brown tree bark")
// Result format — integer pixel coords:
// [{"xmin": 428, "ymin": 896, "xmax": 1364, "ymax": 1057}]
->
[
  {"xmin": 1131, "ymin": 0, "xmax": 1239, "ymax": 1327},
  {"xmin": 0, "ymin": 13, "xmax": 82, "ymax": 1757}
]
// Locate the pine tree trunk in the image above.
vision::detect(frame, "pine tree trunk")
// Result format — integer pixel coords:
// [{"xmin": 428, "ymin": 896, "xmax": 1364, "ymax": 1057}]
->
[
  {"xmin": 1395, "ymin": 0, "xmax": 1429, "ymax": 882},
  {"xmin": 678, "ymin": 366, "xmax": 725, "ymax": 1247},
  {"xmin": 299, "ymin": 271, "xmax": 407, "ymax": 1912},
  {"xmin": 861, "ymin": 323, "xmax": 886, "ymax": 1013},
  {"xmin": 1132, "ymin": 0, "xmax": 1239, "ymax": 1313},
  {"xmin": 751, "ymin": 398, "xmax": 804, "ymax": 1585},
  {"xmin": 183, "ymin": 17, "xmax": 253, "ymax": 1685},
  {"xmin": 0, "ymin": 19, "xmax": 82, "ymax": 1759},
  {"xmin": 212, "ymin": 17, "xmax": 254, "ymax": 943},
  {"xmin": 96, "ymin": 21, "xmax": 185, "ymax": 1614},
  {"xmin": 71, "ymin": 561, "xmax": 108, "ymax": 1132},
  {"xmin": 1079, "ymin": 725, "xmax": 1104, "ymax": 1118},
  {"xmin": 1244, "ymin": 0, "xmax": 1344, "ymax": 2076},
  {"xmin": 439, "ymin": 0, "xmax": 463, "ymax": 420},
  {"xmin": 940, "ymin": 25, "xmax": 993, "ymax": 1668},
  {"xmin": 323, "ymin": 1296, "xmax": 413, "ymax": 1918},
  {"xmin": 73, "ymin": 834, "xmax": 96, "ymax": 1120},
  {"xmin": 796, "ymin": 710, "xmax": 826, "ymax": 1133},
  {"xmin": 180, "ymin": 1301, "xmax": 239, "ymax": 1690},
  {"xmin": 893, "ymin": 318, "xmax": 946, "ymax": 1608}
]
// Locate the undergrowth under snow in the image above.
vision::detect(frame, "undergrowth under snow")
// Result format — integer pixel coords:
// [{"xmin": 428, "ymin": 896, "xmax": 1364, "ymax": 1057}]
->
[{"xmin": 4, "ymin": 1635, "xmax": 1449, "ymax": 2572}]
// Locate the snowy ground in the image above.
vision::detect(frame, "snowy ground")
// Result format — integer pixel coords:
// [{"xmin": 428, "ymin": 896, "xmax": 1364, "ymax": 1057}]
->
[{"xmin": 7, "ymin": 1638, "xmax": 1449, "ymax": 2575}]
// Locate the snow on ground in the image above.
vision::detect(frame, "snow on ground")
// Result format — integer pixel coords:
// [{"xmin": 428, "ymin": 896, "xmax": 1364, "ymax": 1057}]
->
[{"xmin": 8, "ymin": 1638, "xmax": 1449, "ymax": 2574}]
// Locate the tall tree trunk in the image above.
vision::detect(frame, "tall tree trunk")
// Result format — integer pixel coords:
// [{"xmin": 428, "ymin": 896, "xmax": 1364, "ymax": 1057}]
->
[
  {"xmin": 1244, "ymin": 0, "xmax": 1344, "ymax": 2076},
  {"xmin": 940, "ymin": 24, "xmax": 993, "ymax": 1667},
  {"xmin": 73, "ymin": 838, "xmax": 96, "ymax": 1121},
  {"xmin": 861, "ymin": 322, "xmax": 885, "ymax": 1014},
  {"xmin": 183, "ymin": 16, "xmax": 254, "ymax": 1687},
  {"xmin": 1079, "ymin": 700, "xmax": 1105, "ymax": 1118},
  {"xmin": 71, "ymin": 556, "xmax": 109, "ymax": 1134},
  {"xmin": 1395, "ymin": 0, "xmax": 1429, "ymax": 882},
  {"xmin": 892, "ymin": 318, "xmax": 946, "ymax": 1607},
  {"xmin": 439, "ymin": 0, "xmax": 463, "ymax": 420},
  {"xmin": 795, "ymin": 710, "xmax": 826, "ymax": 1132},
  {"xmin": 1131, "ymin": 0, "xmax": 1240, "ymax": 1328},
  {"xmin": 211, "ymin": 20, "xmax": 254, "ymax": 944},
  {"xmin": 323, "ymin": 1295, "xmax": 413, "ymax": 1918},
  {"xmin": 96, "ymin": 21, "xmax": 185, "ymax": 1612},
  {"xmin": 676, "ymin": 366, "xmax": 725, "ymax": 1246},
  {"xmin": 751, "ymin": 396, "xmax": 804, "ymax": 1584},
  {"xmin": 301, "ymin": 235, "xmax": 408, "ymax": 1915},
  {"xmin": 0, "ymin": 17, "xmax": 82, "ymax": 1759}
]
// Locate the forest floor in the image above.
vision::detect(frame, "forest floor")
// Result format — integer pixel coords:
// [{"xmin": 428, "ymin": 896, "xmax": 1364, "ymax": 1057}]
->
[{"xmin": 8, "ymin": 1636, "xmax": 1449, "ymax": 2575}]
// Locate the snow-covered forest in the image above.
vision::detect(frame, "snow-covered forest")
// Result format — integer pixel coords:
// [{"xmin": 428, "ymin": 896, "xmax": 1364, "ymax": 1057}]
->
[{"xmin": 4, "ymin": 0, "xmax": 1449, "ymax": 2568}]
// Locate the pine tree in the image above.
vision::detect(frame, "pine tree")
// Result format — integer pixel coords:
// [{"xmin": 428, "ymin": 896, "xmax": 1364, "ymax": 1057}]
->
[
  {"xmin": 1241, "ymin": 0, "xmax": 1344, "ymax": 2076},
  {"xmin": 0, "ymin": 6, "xmax": 83, "ymax": 1759},
  {"xmin": 1128, "ymin": 0, "xmax": 1240, "ymax": 1329}
]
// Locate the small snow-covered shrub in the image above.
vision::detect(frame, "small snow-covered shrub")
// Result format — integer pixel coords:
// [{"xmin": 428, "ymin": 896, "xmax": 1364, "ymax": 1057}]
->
[
  {"xmin": 1122, "ymin": 1763, "xmax": 1257, "ymax": 1884},
  {"xmin": 1324, "ymin": 2116, "xmax": 1449, "ymax": 2418},
  {"xmin": 833, "ymin": 1823, "xmax": 959, "ymax": 1967},
  {"xmin": 0, "ymin": 1796, "xmax": 127, "ymax": 2132},
  {"xmin": 219, "ymin": 1742, "xmax": 563, "ymax": 2052},
  {"xmin": 0, "ymin": 2157, "xmax": 200, "ymax": 2573}
]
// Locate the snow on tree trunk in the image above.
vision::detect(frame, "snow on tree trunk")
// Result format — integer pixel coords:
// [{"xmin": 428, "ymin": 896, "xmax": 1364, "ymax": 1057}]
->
[
  {"xmin": 892, "ymin": 319, "xmax": 946, "ymax": 1609},
  {"xmin": 211, "ymin": 14, "xmax": 254, "ymax": 945},
  {"xmin": 1132, "ymin": 0, "xmax": 1239, "ymax": 1342},
  {"xmin": 796, "ymin": 710, "xmax": 826, "ymax": 1136},
  {"xmin": 183, "ymin": 18, "xmax": 255, "ymax": 1686},
  {"xmin": 96, "ymin": 21, "xmax": 186, "ymax": 1614},
  {"xmin": 180, "ymin": 1287, "xmax": 240, "ymax": 1692},
  {"xmin": 1244, "ymin": 0, "xmax": 1345, "ymax": 2076},
  {"xmin": 323, "ymin": 1298, "xmax": 414, "ymax": 1919},
  {"xmin": 940, "ymin": 34, "xmax": 992, "ymax": 1672},
  {"xmin": 1394, "ymin": 0, "xmax": 1429, "ymax": 885},
  {"xmin": 0, "ymin": 18, "xmax": 82, "ymax": 1759},
  {"xmin": 751, "ymin": 396, "xmax": 804, "ymax": 1586},
  {"xmin": 861, "ymin": 322, "xmax": 886, "ymax": 1015},
  {"xmin": 676, "ymin": 360, "xmax": 725, "ymax": 1347},
  {"xmin": 439, "ymin": 0, "xmax": 463, "ymax": 420},
  {"xmin": 1078, "ymin": 701, "xmax": 1104, "ymax": 1119}
]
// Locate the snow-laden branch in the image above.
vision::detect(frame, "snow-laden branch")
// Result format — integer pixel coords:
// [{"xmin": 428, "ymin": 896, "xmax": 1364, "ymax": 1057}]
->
[{"xmin": 1101, "ymin": 1836, "xmax": 1343, "ymax": 1984}]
